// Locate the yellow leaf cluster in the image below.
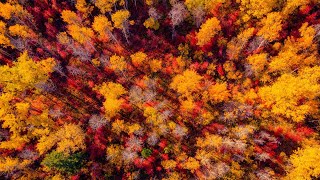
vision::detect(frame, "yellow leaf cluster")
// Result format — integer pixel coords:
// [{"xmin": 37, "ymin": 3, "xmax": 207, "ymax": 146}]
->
[
  {"xmin": 144, "ymin": 107, "xmax": 163, "ymax": 126},
  {"xmin": 109, "ymin": 55, "xmax": 127, "ymax": 71},
  {"xmin": 92, "ymin": 15, "xmax": 113, "ymax": 37},
  {"xmin": 269, "ymin": 23, "xmax": 317, "ymax": 73},
  {"xmin": 61, "ymin": 10, "xmax": 80, "ymax": 24},
  {"xmin": 37, "ymin": 124, "xmax": 85, "ymax": 155},
  {"xmin": 239, "ymin": 0, "xmax": 277, "ymax": 20},
  {"xmin": 0, "ymin": 51, "xmax": 56, "ymax": 94},
  {"xmin": 55, "ymin": 124, "xmax": 86, "ymax": 154},
  {"xmin": 67, "ymin": 24, "xmax": 94, "ymax": 44},
  {"xmin": 149, "ymin": 59, "xmax": 162, "ymax": 72},
  {"xmin": 75, "ymin": 0, "xmax": 93, "ymax": 14},
  {"xmin": 9, "ymin": 24, "xmax": 31, "ymax": 38},
  {"xmin": 0, "ymin": 21, "xmax": 12, "ymax": 47},
  {"xmin": 0, "ymin": 157, "xmax": 30, "ymax": 172},
  {"xmin": 196, "ymin": 17, "xmax": 221, "ymax": 46},
  {"xmin": 170, "ymin": 69, "xmax": 202, "ymax": 96},
  {"xmin": 161, "ymin": 160, "xmax": 177, "ymax": 170},
  {"xmin": 111, "ymin": 119, "xmax": 126, "ymax": 135},
  {"xmin": 223, "ymin": 61, "xmax": 242, "ymax": 80},
  {"xmin": 95, "ymin": 82, "xmax": 127, "ymax": 118},
  {"xmin": 180, "ymin": 98, "xmax": 195, "ymax": 112},
  {"xmin": 282, "ymin": 0, "xmax": 311, "ymax": 16},
  {"xmin": 285, "ymin": 145, "xmax": 320, "ymax": 180},
  {"xmin": 196, "ymin": 133, "xmax": 222, "ymax": 148},
  {"xmin": 95, "ymin": 0, "xmax": 119, "ymax": 13},
  {"xmin": 96, "ymin": 82, "xmax": 127, "ymax": 99},
  {"xmin": 130, "ymin": 51, "xmax": 147, "ymax": 66},
  {"xmin": 182, "ymin": 157, "xmax": 200, "ymax": 172},
  {"xmin": 259, "ymin": 66, "xmax": 320, "ymax": 122},
  {"xmin": 0, "ymin": 3, "xmax": 27, "ymax": 20},
  {"xmin": 207, "ymin": 82, "xmax": 230, "ymax": 103},
  {"xmin": 298, "ymin": 22, "xmax": 316, "ymax": 48},
  {"xmin": 111, "ymin": 10, "xmax": 130, "ymax": 29},
  {"xmin": 106, "ymin": 144, "xmax": 123, "ymax": 166},
  {"xmin": 104, "ymin": 98, "xmax": 124, "ymax": 118},
  {"xmin": 37, "ymin": 133, "xmax": 58, "ymax": 155},
  {"xmin": 143, "ymin": 17, "xmax": 160, "ymax": 30},
  {"xmin": 185, "ymin": 0, "xmax": 225, "ymax": 13},
  {"xmin": 246, "ymin": 53, "xmax": 268, "ymax": 75},
  {"xmin": 257, "ymin": 12, "xmax": 283, "ymax": 42},
  {"xmin": 226, "ymin": 27, "xmax": 255, "ymax": 60}
]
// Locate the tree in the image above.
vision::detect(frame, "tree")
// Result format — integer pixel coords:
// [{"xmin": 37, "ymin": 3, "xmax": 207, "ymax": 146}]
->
[
  {"xmin": 238, "ymin": 0, "xmax": 277, "ymax": 21},
  {"xmin": 111, "ymin": 9, "xmax": 131, "ymax": 42},
  {"xmin": 170, "ymin": 69, "xmax": 203, "ymax": 96},
  {"xmin": 257, "ymin": 12, "xmax": 283, "ymax": 42},
  {"xmin": 285, "ymin": 145, "xmax": 320, "ymax": 180},
  {"xmin": 196, "ymin": 17, "xmax": 221, "ymax": 46},
  {"xmin": 92, "ymin": 15, "xmax": 114, "ymax": 41},
  {"xmin": 41, "ymin": 151, "xmax": 86, "ymax": 174},
  {"xmin": 67, "ymin": 24, "xmax": 94, "ymax": 44},
  {"xmin": 259, "ymin": 66, "xmax": 320, "ymax": 122}
]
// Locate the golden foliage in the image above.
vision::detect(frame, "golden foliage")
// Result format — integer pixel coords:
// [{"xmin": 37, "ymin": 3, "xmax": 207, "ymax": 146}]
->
[
  {"xmin": 285, "ymin": 145, "xmax": 320, "ymax": 180},
  {"xmin": 106, "ymin": 144, "xmax": 124, "ymax": 165},
  {"xmin": 259, "ymin": 66, "xmax": 320, "ymax": 122},
  {"xmin": 67, "ymin": 25, "xmax": 94, "ymax": 44},
  {"xmin": 9, "ymin": 24, "xmax": 31, "ymax": 38},
  {"xmin": 0, "ymin": 51, "xmax": 56, "ymax": 94},
  {"xmin": 37, "ymin": 124, "xmax": 85, "ymax": 155},
  {"xmin": 109, "ymin": 55, "xmax": 127, "ymax": 71},
  {"xmin": 182, "ymin": 157, "xmax": 200, "ymax": 172},
  {"xmin": 207, "ymin": 82, "xmax": 230, "ymax": 103},
  {"xmin": 170, "ymin": 69, "xmax": 202, "ymax": 95},
  {"xmin": 95, "ymin": 0, "xmax": 118, "ymax": 13},
  {"xmin": 257, "ymin": 12, "xmax": 283, "ymax": 42},
  {"xmin": 61, "ymin": 10, "xmax": 80, "ymax": 24},
  {"xmin": 162, "ymin": 160, "xmax": 177, "ymax": 170},
  {"xmin": 144, "ymin": 17, "xmax": 160, "ymax": 30},
  {"xmin": 239, "ymin": 0, "xmax": 277, "ymax": 20},
  {"xmin": 55, "ymin": 124, "xmax": 86, "ymax": 154},
  {"xmin": 246, "ymin": 53, "xmax": 268, "ymax": 75},
  {"xmin": 92, "ymin": 15, "xmax": 113, "ymax": 38},
  {"xmin": 196, "ymin": 17, "xmax": 221, "ymax": 46},
  {"xmin": 130, "ymin": 51, "xmax": 147, "ymax": 66},
  {"xmin": 196, "ymin": 133, "xmax": 222, "ymax": 148},
  {"xmin": 111, "ymin": 10, "xmax": 130, "ymax": 29},
  {"xmin": 95, "ymin": 82, "xmax": 127, "ymax": 118},
  {"xmin": 149, "ymin": 59, "xmax": 162, "ymax": 72}
]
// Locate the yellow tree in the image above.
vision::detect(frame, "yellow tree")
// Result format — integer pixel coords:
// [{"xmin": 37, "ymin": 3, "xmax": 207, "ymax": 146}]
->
[
  {"xmin": 238, "ymin": 0, "xmax": 278, "ymax": 22},
  {"xmin": 37, "ymin": 124, "xmax": 86, "ymax": 155},
  {"xmin": 257, "ymin": 12, "xmax": 283, "ymax": 42},
  {"xmin": 67, "ymin": 24, "xmax": 94, "ymax": 44},
  {"xmin": 246, "ymin": 53, "xmax": 268, "ymax": 75},
  {"xmin": 196, "ymin": 17, "xmax": 221, "ymax": 46},
  {"xmin": 226, "ymin": 27, "xmax": 255, "ymax": 60},
  {"xmin": 285, "ymin": 145, "xmax": 320, "ymax": 180},
  {"xmin": 8, "ymin": 24, "xmax": 32, "ymax": 39},
  {"xmin": 268, "ymin": 23, "xmax": 317, "ymax": 73},
  {"xmin": 170, "ymin": 69, "xmax": 203, "ymax": 96},
  {"xmin": 0, "ymin": 52, "xmax": 56, "ymax": 150},
  {"xmin": 92, "ymin": 15, "xmax": 115, "ymax": 41},
  {"xmin": 95, "ymin": 0, "xmax": 121, "ymax": 13},
  {"xmin": 0, "ymin": 21, "xmax": 12, "ymax": 48},
  {"xmin": 259, "ymin": 66, "xmax": 320, "ymax": 122},
  {"xmin": 94, "ymin": 82, "xmax": 127, "ymax": 118},
  {"xmin": 61, "ymin": 10, "xmax": 81, "ymax": 25},
  {"xmin": 111, "ymin": 9, "xmax": 132, "ymax": 42}
]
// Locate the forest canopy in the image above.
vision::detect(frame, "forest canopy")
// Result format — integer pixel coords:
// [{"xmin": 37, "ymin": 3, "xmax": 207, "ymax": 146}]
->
[{"xmin": 0, "ymin": 0, "xmax": 319, "ymax": 179}]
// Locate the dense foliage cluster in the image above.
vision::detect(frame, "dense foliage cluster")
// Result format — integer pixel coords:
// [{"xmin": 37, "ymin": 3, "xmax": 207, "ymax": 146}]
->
[{"xmin": 0, "ymin": 0, "xmax": 320, "ymax": 179}]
